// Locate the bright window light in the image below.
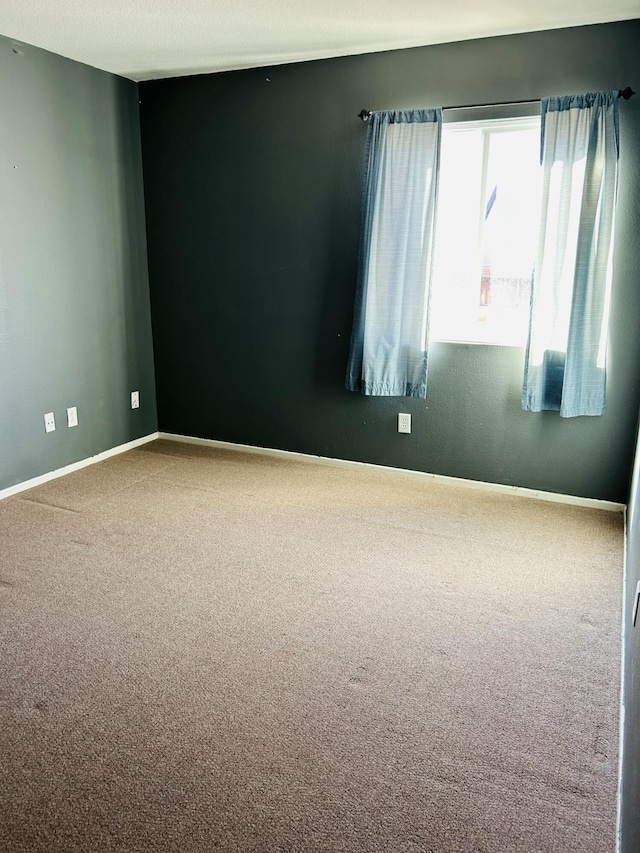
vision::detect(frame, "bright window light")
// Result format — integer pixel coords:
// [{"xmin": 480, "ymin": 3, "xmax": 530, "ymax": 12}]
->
[{"xmin": 429, "ymin": 116, "xmax": 542, "ymax": 347}]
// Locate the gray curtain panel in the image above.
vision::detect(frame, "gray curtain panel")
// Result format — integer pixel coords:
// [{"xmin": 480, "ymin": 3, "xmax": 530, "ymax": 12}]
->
[
  {"xmin": 523, "ymin": 91, "xmax": 620, "ymax": 417},
  {"xmin": 346, "ymin": 109, "xmax": 442, "ymax": 398}
]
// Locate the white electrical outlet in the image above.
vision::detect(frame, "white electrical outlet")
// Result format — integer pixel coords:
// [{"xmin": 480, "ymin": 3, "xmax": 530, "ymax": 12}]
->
[
  {"xmin": 44, "ymin": 412, "xmax": 56, "ymax": 433},
  {"xmin": 131, "ymin": 391, "xmax": 140, "ymax": 410},
  {"xmin": 67, "ymin": 406, "xmax": 78, "ymax": 428},
  {"xmin": 398, "ymin": 413, "xmax": 411, "ymax": 434}
]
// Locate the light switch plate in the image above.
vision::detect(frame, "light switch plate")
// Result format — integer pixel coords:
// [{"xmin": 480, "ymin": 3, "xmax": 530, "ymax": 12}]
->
[{"xmin": 67, "ymin": 406, "xmax": 78, "ymax": 428}]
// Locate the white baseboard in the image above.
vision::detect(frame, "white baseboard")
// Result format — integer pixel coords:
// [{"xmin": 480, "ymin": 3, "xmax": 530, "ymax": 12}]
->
[
  {"xmin": 2, "ymin": 429, "xmax": 624, "ymax": 514},
  {"xmin": 159, "ymin": 432, "xmax": 625, "ymax": 513},
  {"xmin": 0, "ymin": 432, "xmax": 159, "ymax": 502}
]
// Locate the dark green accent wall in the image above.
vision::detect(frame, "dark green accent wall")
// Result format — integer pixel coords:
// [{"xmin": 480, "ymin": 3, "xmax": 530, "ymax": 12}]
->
[
  {"xmin": 140, "ymin": 21, "xmax": 640, "ymax": 504},
  {"xmin": 0, "ymin": 35, "xmax": 157, "ymax": 490}
]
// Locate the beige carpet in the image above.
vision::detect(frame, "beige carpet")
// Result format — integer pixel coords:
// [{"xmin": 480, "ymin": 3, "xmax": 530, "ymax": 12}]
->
[{"xmin": 0, "ymin": 439, "xmax": 623, "ymax": 852}]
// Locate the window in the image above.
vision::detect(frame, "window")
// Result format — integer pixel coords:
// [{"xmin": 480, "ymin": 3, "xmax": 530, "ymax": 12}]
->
[
  {"xmin": 346, "ymin": 93, "xmax": 619, "ymax": 414},
  {"xmin": 429, "ymin": 116, "xmax": 542, "ymax": 347}
]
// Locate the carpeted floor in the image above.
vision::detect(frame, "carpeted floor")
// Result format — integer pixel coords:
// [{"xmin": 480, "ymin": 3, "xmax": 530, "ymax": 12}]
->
[{"xmin": 0, "ymin": 439, "xmax": 623, "ymax": 852}]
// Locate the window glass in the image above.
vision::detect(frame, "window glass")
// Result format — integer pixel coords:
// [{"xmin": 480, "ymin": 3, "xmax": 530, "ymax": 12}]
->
[{"xmin": 429, "ymin": 116, "xmax": 542, "ymax": 346}]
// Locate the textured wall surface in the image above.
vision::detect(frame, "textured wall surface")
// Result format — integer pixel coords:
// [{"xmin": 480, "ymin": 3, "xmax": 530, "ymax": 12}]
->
[
  {"xmin": 0, "ymin": 35, "xmax": 157, "ymax": 490},
  {"xmin": 140, "ymin": 21, "xmax": 640, "ymax": 503}
]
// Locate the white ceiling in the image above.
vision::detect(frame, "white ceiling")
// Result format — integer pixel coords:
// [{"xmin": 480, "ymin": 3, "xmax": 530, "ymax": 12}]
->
[{"xmin": 1, "ymin": 0, "xmax": 639, "ymax": 82}]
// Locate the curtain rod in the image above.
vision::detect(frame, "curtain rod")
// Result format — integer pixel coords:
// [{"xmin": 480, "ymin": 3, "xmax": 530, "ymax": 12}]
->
[{"xmin": 357, "ymin": 87, "xmax": 636, "ymax": 121}]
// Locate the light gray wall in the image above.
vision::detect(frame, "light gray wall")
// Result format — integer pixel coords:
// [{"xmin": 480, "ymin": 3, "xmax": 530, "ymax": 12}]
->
[
  {"xmin": 621, "ymin": 421, "xmax": 640, "ymax": 853},
  {"xmin": 140, "ymin": 21, "xmax": 640, "ymax": 503},
  {"xmin": 0, "ymin": 35, "xmax": 157, "ymax": 491}
]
